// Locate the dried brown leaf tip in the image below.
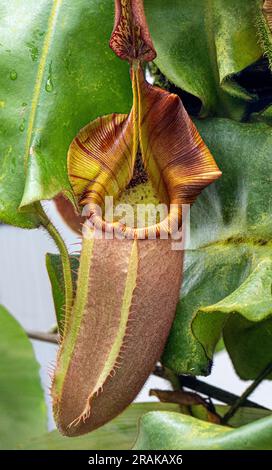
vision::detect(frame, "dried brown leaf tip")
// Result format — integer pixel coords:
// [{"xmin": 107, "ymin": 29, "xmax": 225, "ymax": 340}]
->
[
  {"xmin": 110, "ymin": 0, "xmax": 156, "ymax": 61},
  {"xmin": 52, "ymin": 0, "xmax": 221, "ymax": 437}
]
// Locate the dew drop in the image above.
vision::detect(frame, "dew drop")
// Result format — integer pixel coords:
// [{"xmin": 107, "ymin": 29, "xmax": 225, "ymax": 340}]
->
[
  {"xmin": 45, "ymin": 77, "xmax": 53, "ymax": 92},
  {"xmin": 19, "ymin": 118, "xmax": 26, "ymax": 132},
  {"xmin": 45, "ymin": 61, "xmax": 53, "ymax": 92},
  {"xmin": 10, "ymin": 70, "xmax": 17, "ymax": 80},
  {"xmin": 26, "ymin": 40, "xmax": 39, "ymax": 62}
]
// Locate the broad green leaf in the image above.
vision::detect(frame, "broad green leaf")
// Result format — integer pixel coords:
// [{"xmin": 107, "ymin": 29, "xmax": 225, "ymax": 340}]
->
[
  {"xmin": 192, "ymin": 404, "xmax": 271, "ymax": 427},
  {"xmin": 145, "ymin": 0, "xmax": 262, "ymax": 117},
  {"xmin": 21, "ymin": 403, "xmax": 180, "ymax": 450},
  {"xmin": 0, "ymin": 305, "xmax": 47, "ymax": 449},
  {"xmin": 221, "ymin": 406, "xmax": 272, "ymax": 427},
  {"xmin": 134, "ymin": 411, "xmax": 272, "ymax": 450},
  {"xmin": 0, "ymin": 0, "xmax": 131, "ymax": 228},
  {"xmin": 257, "ymin": 0, "xmax": 272, "ymax": 70},
  {"xmin": 46, "ymin": 253, "xmax": 79, "ymax": 332},
  {"xmin": 251, "ymin": 104, "xmax": 272, "ymax": 124},
  {"xmin": 215, "ymin": 337, "xmax": 224, "ymax": 353},
  {"xmin": 194, "ymin": 256, "xmax": 272, "ymax": 379},
  {"xmin": 163, "ymin": 118, "xmax": 272, "ymax": 379}
]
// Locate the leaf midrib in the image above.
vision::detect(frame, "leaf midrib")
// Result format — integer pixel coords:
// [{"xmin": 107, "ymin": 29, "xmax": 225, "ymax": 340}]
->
[
  {"xmin": 21, "ymin": 0, "xmax": 62, "ymax": 201},
  {"xmin": 192, "ymin": 236, "xmax": 272, "ymax": 252}
]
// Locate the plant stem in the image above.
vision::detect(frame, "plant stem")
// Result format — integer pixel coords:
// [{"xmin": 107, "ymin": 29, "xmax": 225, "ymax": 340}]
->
[
  {"xmin": 27, "ymin": 330, "xmax": 58, "ymax": 344},
  {"xmin": 153, "ymin": 367, "xmax": 268, "ymax": 410},
  {"xmin": 221, "ymin": 361, "xmax": 272, "ymax": 424},
  {"xmin": 35, "ymin": 202, "xmax": 73, "ymax": 331}
]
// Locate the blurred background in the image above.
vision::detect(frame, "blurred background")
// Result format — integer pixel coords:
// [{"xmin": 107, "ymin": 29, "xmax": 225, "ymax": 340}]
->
[{"xmin": 0, "ymin": 202, "xmax": 271, "ymax": 431}]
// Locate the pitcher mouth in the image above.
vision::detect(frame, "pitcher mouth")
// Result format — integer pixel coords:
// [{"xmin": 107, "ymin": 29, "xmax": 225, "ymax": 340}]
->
[
  {"xmin": 82, "ymin": 152, "xmax": 182, "ymax": 240},
  {"xmin": 84, "ymin": 202, "xmax": 182, "ymax": 240}
]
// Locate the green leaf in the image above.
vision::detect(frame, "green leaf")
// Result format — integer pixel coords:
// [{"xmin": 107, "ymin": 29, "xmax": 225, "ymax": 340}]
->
[
  {"xmin": 257, "ymin": 0, "xmax": 272, "ymax": 70},
  {"xmin": 0, "ymin": 305, "xmax": 47, "ymax": 449},
  {"xmin": 222, "ymin": 406, "xmax": 272, "ymax": 428},
  {"xmin": 251, "ymin": 104, "xmax": 272, "ymax": 125},
  {"xmin": 21, "ymin": 403, "xmax": 180, "ymax": 450},
  {"xmin": 145, "ymin": 0, "xmax": 262, "ymax": 118},
  {"xmin": 134, "ymin": 411, "xmax": 272, "ymax": 450},
  {"xmin": 215, "ymin": 337, "xmax": 224, "ymax": 353},
  {"xmin": 46, "ymin": 253, "xmax": 79, "ymax": 332},
  {"xmin": 194, "ymin": 256, "xmax": 272, "ymax": 379},
  {"xmin": 192, "ymin": 404, "xmax": 271, "ymax": 427},
  {"xmin": 163, "ymin": 118, "xmax": 272, "ymax": 379},
  {"xmin": 0, "ymin": 0, "xmax": 132, "ymax": 228}
]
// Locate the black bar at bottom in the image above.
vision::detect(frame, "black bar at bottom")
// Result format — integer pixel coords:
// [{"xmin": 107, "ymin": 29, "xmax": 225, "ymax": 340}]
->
[{"xmin": 0, "ymin": 450, "xmax": 270, "ymax": 466}]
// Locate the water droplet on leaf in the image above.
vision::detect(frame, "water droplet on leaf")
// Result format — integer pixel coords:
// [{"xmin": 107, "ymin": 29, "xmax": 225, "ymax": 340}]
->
[
  {"xmin": 10, "ymin": 70, "xmax": 17, "ymax": 80},
  {"xmin": 45, "ymin": 61, "xmax": 54, "ymax": 92},
  {"xmin": 45, "ymin": 78, "xmax": 53, "ymax": 92},
  {"xmin": 26, "ymin": 40, "xmax": 39, "ymax": 62},
  {"xmin": 19, "ymin": 118, "xmax": 26, "ymax": 132}
]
